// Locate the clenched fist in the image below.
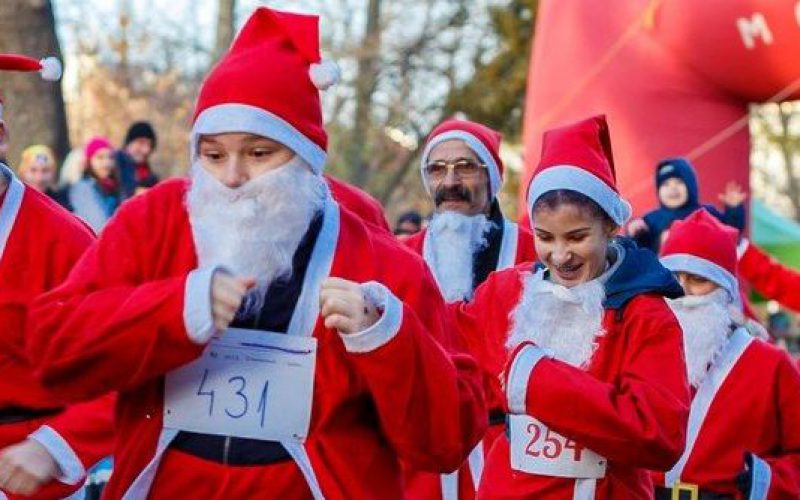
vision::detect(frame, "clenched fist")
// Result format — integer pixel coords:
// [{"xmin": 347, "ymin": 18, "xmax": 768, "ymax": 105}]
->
[
  {"xmin": 211, "ymin": 272, "xmax": 256, "ymax": 331},
  {"xmin": 0, "ymin": 439, "xmax": 59, "ymax": 496},
  {"xmin": 320, "ymin": 278, "xmax": 380, "ymax": 334}
]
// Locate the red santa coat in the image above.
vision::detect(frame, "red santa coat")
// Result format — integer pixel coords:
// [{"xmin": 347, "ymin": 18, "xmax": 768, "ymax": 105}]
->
[
  {"xmin": 449, "ymin": 263, "xmax": 689, "ymax": 499},
  {"xmin": 0, "ymin": 168, "xmax": 114, "ymax": 498},
  {"xmin": 403, "ymin": 219, "xmax": 536, "ymax": 499},
  {"xmin": 652, "ymin": 331, "xmax": 800, "ymax": 498},
  {"xmin": 325, "ymin": 174, "xmax": 390, "ymax": 232},
  {"xmin": 738, "ymin": 239, "xmax": 800, "ymax": 313},
  {"xmin": 27, "ymin": 178, "xmax": 487, "ymax": 500}
]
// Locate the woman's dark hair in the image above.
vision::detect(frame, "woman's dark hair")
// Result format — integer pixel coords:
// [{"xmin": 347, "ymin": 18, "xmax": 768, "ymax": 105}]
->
[{"xmin": 532, "ymin": 189, "xmax": 617, "ymax": 229}]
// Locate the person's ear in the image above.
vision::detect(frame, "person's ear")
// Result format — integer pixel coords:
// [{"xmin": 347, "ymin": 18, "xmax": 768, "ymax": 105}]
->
[{"xmin": 605, "ymin": 220, "xmax": 620, "ymax": 239}]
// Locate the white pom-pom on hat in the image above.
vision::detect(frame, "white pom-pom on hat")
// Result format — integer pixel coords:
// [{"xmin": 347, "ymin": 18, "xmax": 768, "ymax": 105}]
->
[
  {"xmin": 309, "ymin": 59, "xmax": 341, "ymax": 91},
  {"xmin": 39, "ymin": 57, "xmax": 62, "ymax": 81}
]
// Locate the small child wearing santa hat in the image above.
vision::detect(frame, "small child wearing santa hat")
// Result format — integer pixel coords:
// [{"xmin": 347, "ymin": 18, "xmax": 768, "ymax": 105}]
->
[{"xmin": 654, "ymin": 208, "xmax": 800, "ymax": 499}]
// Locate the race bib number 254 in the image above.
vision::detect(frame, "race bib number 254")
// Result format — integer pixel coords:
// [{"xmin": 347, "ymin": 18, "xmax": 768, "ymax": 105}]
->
[{"xmin": 509, "ymin": 415, "xmax": 606, "ymax": 479}]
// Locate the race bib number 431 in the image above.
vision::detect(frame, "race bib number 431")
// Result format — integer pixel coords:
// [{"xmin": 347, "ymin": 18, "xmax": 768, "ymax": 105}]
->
[
  {"xmin": 164, "ymin": 328, "xmax": 317, "ymax": 443},
  {"xmin": 509, "ymin": 415, "xmax": 606, "ymax": 479}
]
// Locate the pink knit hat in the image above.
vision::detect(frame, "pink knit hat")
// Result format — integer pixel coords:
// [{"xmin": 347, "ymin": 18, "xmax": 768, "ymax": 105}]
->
[{"xmin": 84, "ymin": 136, "xmax": 113, "ymax": 163}]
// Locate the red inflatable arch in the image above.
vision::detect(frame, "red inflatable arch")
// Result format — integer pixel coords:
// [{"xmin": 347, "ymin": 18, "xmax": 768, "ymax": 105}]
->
[{"xmin": 521, "ymin": 0, "xmax": 800, "ymax": 220}]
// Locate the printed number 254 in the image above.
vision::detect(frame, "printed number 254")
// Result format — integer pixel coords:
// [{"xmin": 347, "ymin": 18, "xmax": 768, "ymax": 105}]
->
[{"xmin": 525, "ymin": 422, "xmax": 584, "ymax": 461}]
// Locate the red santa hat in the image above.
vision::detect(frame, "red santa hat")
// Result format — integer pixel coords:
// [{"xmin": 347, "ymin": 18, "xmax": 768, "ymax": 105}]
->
[
  {"xmin": 526, "ymin": 115, "xmax": 631, "ymax": 226},
  {"xmin": 0, "ymin": 54, "xmax": 63, "ymax": 122},
  {"xmin": 420, "ymin": 119, "xmax": 505, "ymax": 197},
  {"xmin": 190, "ymin": 7, "xmax": 340, "ymax": 175},
  {"xmin": 660, "ymin": 208, "xmax": 741, "ymax": 304}
]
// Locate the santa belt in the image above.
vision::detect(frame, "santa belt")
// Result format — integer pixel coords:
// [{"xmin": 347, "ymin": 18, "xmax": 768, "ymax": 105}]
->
[
  {"xmin": 489, "ymin": 410, "xmax": 506, "ymax": 426},
  {"xmin": 655, "ymin": 485, "xmax": 734, "ymax": 500},
  {"xmin": 169, "ymin": 431, "xmax": 292, "ymax": 466},
  {"xmin": 0, "ymin": 406, "xmax": 62, "ymax": 424}
]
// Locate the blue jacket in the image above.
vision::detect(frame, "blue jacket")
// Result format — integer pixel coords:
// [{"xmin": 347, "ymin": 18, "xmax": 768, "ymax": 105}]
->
[
  {"xmin": 539, "ymin": 237, "xmax": 683, "ymax": 311},
  {"xmin": 634, "ymin": 157, "xmax": 745, "ymax": 252}
]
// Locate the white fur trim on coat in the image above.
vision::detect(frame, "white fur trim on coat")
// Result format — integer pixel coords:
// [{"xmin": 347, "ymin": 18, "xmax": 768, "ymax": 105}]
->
[{"xmin": 339, "ymin": 281, "xmax": 403, "ymax": 353}]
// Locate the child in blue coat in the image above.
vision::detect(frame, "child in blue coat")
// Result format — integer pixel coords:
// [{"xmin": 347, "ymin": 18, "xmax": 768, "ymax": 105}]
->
[{"xmin": 628, "ymin": 157, "xmax": 746, "ymax": 252}]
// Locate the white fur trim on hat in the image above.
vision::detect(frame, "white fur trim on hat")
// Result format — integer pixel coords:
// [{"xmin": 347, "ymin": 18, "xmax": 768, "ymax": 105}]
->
[
  {"xmin": 309, "ymin": 60, "xmax": 341, "ymax": 91},
  {"xmin": 39, "ymin": 57, "xmax": 62, "ymax": 81},
  {"xmin": 526, "ymin": 165, "xmax": 632, "ymax": 226},
  {"xmin": 420, "ymin": 130, "xmax": 502, "ymax": 198},
  {"xmin": 191, "ymin": 103, "xmax": 327, "ymax": 174},
  {"xmin": 660, "ymin": 253, "xmax": 742, "ymax": 308}
]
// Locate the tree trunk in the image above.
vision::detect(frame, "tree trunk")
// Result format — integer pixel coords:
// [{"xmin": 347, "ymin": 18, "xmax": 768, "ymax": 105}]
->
[
  {"xmin": 0, "ymin": 0, "xmax": 69, "ymax": 163},
  {"xmin": 213, "ymin": 0, "xmax": 237, "ymax": 62},
  {"xmin": 777, "ymin": 108, "xmax": 800, "ymax": 221},
  {"xmin": 347, "ymin": 0, "xmax": 382, "ymax": 187}
]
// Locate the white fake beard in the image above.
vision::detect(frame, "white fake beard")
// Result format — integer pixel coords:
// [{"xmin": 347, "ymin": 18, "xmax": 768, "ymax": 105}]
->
[
  {"xmin": 187, "ymin": 157, "xmax": 327, "ymax": 318},
  {"xmin": 507, "ymin": 270, "xmax": 606, "ymax": 369},
  {"xmin": 426, "ymin": 211, "xmax": 494, "ymax": 302},
  {"xmin": 667, "ymin": 288, "xmax": 734, "ymax": 388}
]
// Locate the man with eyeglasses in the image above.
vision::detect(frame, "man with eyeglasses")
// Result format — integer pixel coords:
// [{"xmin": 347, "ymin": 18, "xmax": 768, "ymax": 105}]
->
[{"xmin": 403, "ymin": 119, "xmax": 536, "ymax": 500}]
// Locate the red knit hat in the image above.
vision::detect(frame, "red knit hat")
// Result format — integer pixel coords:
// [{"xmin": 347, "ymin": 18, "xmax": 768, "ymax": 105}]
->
[
  {"xmin": 527, "ymin": 115, "xmax": 631, "ymax": 225},
  {"xmin": 0, "ymin": 54, "xmax": 62, "ymax": 122},
  {"xmin": 660, "ymin": 208, "xmax": 740, "ymax": 303},
  {"xmin": 190, "ymin": 7, "xmax": 340, "ymax": 175},
  {"xmin": 421, "ymin": 119, "xmax": 505, "ymax": 197}
]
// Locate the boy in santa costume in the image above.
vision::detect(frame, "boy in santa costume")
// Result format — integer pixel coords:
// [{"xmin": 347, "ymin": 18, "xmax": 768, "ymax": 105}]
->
[
  {"xmin": 0, "ymin": 53, "xmax": 114, "ymax": 499},
  {"xmin": 652, "ymin": 208, "xmax": 800, "ymax": 499},
  {"xmin": 403, "ymin": 118, "xmax": 535, "ymax": 499},
  {"xmin": 450, "ymin": 115, "xmax": 690, "ymax": 499},
  {"xmin": 27, "ymin": 8, "xmax": 486, "ymax": 500}
]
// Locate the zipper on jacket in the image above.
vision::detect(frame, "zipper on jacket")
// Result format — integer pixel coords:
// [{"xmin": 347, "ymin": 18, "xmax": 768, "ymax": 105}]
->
[{"xmin": 223, "ymin": 436, "xmax": 232, "ymax": 465}]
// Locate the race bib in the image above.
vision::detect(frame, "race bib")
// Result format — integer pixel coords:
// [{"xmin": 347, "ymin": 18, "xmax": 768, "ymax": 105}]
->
[
  {"xmin": 509, "ymin": 415, "xmax": 606, "ymax": 479},
  {"xmin": 164, "ymin": 328, "xmax": 317, "ymax": 443}
]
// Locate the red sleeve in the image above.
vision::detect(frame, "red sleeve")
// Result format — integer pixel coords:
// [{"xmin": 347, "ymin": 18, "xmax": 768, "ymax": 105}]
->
[
  {"xmin": 760, "ymin": 352, "xmax": 800, "ymax": 498},
  {"xmin": 326, "ymin": 175, "xmax": 391, "ymax": 232},
  {"xmin": 739, "ymin": 241, "xmax": 800, "ymax": 312},
  {"xmin": 27, "ymin": 197, "xmax": 204, "ymax": 402},
  {"xmin": 344, "ymin": 257, "xmax": 487, "ymax": 473},
  {"xmin": 517, "ymin": 295, "xmax": 690, "ymax": 470},
  {"xmin": 447, "ymin": 269, "xmax": 523, "ymax": 412},
  {"xmin": 46, "ymin": 393, "xmax": 116, "ymax": 470}
]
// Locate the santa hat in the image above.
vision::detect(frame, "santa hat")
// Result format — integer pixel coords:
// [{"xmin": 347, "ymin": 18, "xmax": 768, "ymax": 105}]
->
[
  {"xmin": 660, "ymin": 209, "xmax": 740, "ymax": 304},
  {"xmin": 527, "ymin": 115, "xmax": 631, "ymax": 226},
  {"xmin": 0, "ymin": 53, "xmax": 62, "ymax": 81},
  {"xmin": 0, "ymin": 54, "xmax": 62, "ymax": 123},
  {"xmin": 420, "ymin": 119, "xmax": 504, "ymax": 197},
  {"xmin": 190, "ymin": 7, "xmax": 340, "ymax": 175}
]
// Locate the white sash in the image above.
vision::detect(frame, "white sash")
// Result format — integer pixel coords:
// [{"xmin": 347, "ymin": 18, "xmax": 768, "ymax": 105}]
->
[
  {"xmin": 0, "ymin": 164, "xmax": 25, "ymax": 264},
  {"xmin": 665, "ymin": 328, "xmax": 753, "ymax": 486},
  {"xmin": 496, "ymin": 220, "xmax": 518, "ymax": 271},
  {"xmin": 122, "ymin": 196, "xmax": 340, "ymax": 500}
]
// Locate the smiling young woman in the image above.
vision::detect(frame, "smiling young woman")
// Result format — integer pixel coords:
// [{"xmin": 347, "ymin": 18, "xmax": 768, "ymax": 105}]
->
[{"xmin": 447, "ymin": 115, "xmax": 691, "ymax": 500}]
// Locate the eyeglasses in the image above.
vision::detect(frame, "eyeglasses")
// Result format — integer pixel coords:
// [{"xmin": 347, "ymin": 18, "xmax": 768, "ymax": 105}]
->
[{"xmin": 424, "ymin": 159, "xmax": 486, "ymax": 180}]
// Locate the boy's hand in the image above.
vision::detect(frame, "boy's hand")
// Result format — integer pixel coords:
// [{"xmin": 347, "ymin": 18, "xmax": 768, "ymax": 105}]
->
[
  {"xmin": 627, "ymin": 217, "xmax": 649, "ymax": 236},
  {"xmin": 718, "ymin": 181, "xmax": 747, "ymax": 207}
]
